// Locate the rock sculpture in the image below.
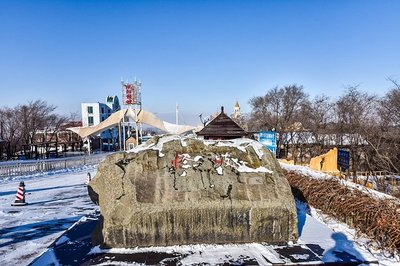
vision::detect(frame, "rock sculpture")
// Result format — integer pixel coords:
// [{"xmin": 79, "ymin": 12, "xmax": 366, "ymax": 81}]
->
[{"xmin": 88, "ymin": 135, "xmax": 298, "ymax": 247}]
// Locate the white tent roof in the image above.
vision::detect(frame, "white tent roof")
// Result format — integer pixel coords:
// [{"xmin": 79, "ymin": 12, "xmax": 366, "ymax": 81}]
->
[{"xmin": 68, "ymin": 108, "xmax": 200, "ymax": 138}]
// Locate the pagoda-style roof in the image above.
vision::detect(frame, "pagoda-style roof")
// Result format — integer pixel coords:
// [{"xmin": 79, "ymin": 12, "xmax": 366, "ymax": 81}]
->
[{"xmin": 197, "ymin": 107, "xmax": 247, "ymax": 140}]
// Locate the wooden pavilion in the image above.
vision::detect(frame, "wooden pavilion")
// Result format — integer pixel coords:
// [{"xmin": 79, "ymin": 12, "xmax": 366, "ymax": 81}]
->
[{"xmin": 197, "ymin": 106, "xmax": 248, "ymax": 140}]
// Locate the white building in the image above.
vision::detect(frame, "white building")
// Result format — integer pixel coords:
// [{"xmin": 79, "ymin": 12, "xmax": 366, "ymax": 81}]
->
[
  {"xmin": 81, "ymin": 96, "xmax": 120, "ymax": 151},
  {"xmin": 232, "ymin": 100, "xmax": 242, "ymax": 119}
]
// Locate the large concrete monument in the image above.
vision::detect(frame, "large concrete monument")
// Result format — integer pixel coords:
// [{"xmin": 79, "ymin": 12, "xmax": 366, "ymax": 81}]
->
[{"xmin": 88, "ymin": 135, "xmax": 298, "ymax": 247}]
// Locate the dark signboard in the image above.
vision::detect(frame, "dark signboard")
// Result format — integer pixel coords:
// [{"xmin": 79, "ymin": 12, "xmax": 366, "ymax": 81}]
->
[{"xmin": 337, "ymin": 149, "xmax": 350, "ymax": 171}]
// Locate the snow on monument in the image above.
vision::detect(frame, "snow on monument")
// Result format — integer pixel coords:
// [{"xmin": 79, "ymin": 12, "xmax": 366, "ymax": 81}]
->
[{"xmin": 88, "ymin": 135, "xmax": 298, "ymax": 247}]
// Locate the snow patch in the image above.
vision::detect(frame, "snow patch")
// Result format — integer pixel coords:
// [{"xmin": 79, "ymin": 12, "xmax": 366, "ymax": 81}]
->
[
  {"xmin": 193, "ymin": 156, "xmax": 203, "ymax": 162},
  {"xmin": 237, "ymin": 165, "xmax": 273, "ymax": 173},
  {"xmin": 128, "ymin": 135, "xmax": 181, "ymax": 157},
  {"xmin": 216, "ymin": 166, "xmax": 223, "ymax": 175},
  {"xmin": 291, "ymin": 254, "xmax": 310, "ymax": 260},
  {"xmin": 216, "ymin": 141, "xmax": 246, "ymax": 152}
]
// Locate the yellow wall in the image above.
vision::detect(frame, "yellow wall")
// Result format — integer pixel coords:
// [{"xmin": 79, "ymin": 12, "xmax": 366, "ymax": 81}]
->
[
  {"xmin": 309, "ymin": 148, "xmax": 340, "ymax": 174},
  {"xmin": 279, "ymin": 159, "xmax": 295, "ymax": 165}
]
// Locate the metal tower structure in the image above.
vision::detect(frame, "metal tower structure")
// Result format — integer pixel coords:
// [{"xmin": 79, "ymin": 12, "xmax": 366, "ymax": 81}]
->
[{"xmin": 120, "ymin": 79, "xmax": 142, "ymax": 150}]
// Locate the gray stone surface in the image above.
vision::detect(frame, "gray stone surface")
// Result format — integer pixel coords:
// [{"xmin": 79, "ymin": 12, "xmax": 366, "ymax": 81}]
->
[{"xmin": 89, "ymin": 136, "xmax": 298, "ymax": 247}]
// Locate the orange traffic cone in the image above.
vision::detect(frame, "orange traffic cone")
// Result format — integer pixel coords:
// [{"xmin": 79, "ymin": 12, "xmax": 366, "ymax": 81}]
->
[
  {"xmin": 11, "ymin": 181, "xmax": 28, "ymax": 206},
  {"xmin": 86, "ymin": 173, "xmax": 91, "ymax": 185}
]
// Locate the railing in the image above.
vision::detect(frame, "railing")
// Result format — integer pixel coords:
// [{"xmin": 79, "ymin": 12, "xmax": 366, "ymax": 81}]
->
[
  {"xmin": 347, "ymin": 171, "xmax": 400, "ymax": 196},
  {"xmin": 355, "ymin": 171, "xmax": 398, "ymax": 177},
  {"xmin": 317, "ymin": 169, "xmax": 400, "ymax": 196},
  {"xmin": 0, "ymin": 154, "xmax": 107, "ymax": 178}
]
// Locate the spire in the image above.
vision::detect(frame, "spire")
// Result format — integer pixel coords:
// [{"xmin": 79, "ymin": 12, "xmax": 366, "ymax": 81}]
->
[{"xmin": 232, "ymin": 100, "xmax": 241, "ymax": 119}]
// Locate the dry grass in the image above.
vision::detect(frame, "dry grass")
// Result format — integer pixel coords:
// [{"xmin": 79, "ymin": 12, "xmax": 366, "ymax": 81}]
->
[{"xmin": 285, "ymin": 170, "xmax": 400, "ymax": 252}]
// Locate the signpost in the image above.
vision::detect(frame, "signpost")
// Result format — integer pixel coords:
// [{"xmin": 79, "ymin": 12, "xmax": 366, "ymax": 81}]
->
[
  {"xmin": 337, "ymin": 149, "xmax": 350, "ymax": 171},
  {"xmin": 122, "ymin": 81, "xmax": 141, "ymax": 106},
  {"xmin": 258, "ymin": 131, "xmax": 277, "ymax": 156}
]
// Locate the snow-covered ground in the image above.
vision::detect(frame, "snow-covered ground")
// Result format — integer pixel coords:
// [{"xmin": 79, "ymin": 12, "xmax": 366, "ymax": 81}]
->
[
  {"xmin": 280, "ymin": 162, "xmax": 400, "ymax": 265},
  {"xmin": 80, "ymin": 197, "xmax": 398, "ymax": 265},
  {"xmin": 0, "ymin": 166, "xmax": 99, "ymax": 266},
  {"xmin": 0, "ymin": 160, "xmax": 399, "ymax": 265}
]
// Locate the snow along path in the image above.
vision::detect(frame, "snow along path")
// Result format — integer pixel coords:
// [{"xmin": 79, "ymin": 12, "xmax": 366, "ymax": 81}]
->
[
  {"xmin": 0, "ymin": 166, "xmax": 99, "ymax": 266},
  {"xmin": 281, "ymin": 162, "xmax": 400, "ymax": 264},
  {"xmin": 81, "ymin": 199, "xmax": 385, "ymax": 265},
  {"xmin": 43, "ymin": 198, "xmax": 392, "ymax": 265},
  {"xmin": 0, "ymin": 161, "xmax": 398, "ymax": 265},
  {"xmin": 280, "ymin": 162, "xmax": 400, "ymax": 203}
]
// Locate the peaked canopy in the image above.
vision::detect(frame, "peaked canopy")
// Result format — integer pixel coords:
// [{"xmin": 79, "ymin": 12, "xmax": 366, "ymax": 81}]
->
[
  {"xmin": 68, "ymin": 108, "xmax": 199, "ymax": 138},
  {"xmin": 197, "ymin": 107, "xmax": 247, "ymax": 139}
]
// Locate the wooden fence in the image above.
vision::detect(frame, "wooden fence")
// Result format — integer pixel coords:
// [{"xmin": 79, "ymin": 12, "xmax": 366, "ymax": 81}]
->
[
  {"xmin": 0, "ymin": 154, "xmax": 107, "ymax": 178},
  {"xmin": 316, "ymin": 169, "xmax": 400, "ymax": 196}
]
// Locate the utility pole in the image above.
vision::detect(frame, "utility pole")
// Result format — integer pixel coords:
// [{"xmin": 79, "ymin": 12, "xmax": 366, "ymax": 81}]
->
[{"xmin": 176, "ymin": 102, "xmax": 179, "ymax": 125}]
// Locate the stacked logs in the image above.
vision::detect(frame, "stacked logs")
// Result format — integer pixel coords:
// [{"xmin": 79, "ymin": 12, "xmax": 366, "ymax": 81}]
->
[{"xmin": 285, "ymin": 170, "xmax": 400, "ymax": 252}]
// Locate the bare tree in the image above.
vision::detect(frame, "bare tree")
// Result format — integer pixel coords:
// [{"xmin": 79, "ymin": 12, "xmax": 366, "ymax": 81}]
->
[
  {"xmin": 0, "ymin": 100, "xmax": 67, "ymax": 159},
  {"xmin": 0, "ymin": 107, "xmax": 23, "ymax": 159},
  {"xmin": 381, "ymin": 78, "xmax": 400, "ymax": 126},
  {"xmin": 363, "ymin": 80, "xmax": 400, "ymax": 173},
  {"xmin": 232, "ymin": 113, "xmax": 248, "ymax": 131},
  {"xmin": 248, "ymin": 84, "xmax": 309, "ymax": 157},
  {"xmin": 299, "ymin": 94, "xmax": 334, "ymax": 156},
  {"xmin": 41, "ymin": 114, "xmax": 68, "ymax": 157},
  {"xmin": 333, "ymin": 86, "xmax": 378, "ymax": 178},
  {"xmin": 247, "ymin": 82, "xmax": 400, "ymax": 176},
  {"xmin": 18, "ymin": 100, "xmax": 59, "ymax": 146}
]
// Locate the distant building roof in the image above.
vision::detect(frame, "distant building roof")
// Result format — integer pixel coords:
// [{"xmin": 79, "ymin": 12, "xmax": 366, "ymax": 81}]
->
[
  {"xmin": 285, "ymin": 122, "xmax": 307, "ymax": 132},
  {"xmin": 197, "ymin": 106, "xmax": 247, "ymax": 139},
  {"xmin": 61, "ymin": 121, "xmax": 83, "ymax": 130}
]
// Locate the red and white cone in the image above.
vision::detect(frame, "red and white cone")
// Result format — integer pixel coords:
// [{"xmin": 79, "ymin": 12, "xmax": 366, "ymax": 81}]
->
[
  {"xmin": 11, "ymin": 181, "xmax": 28, "ymax": 206},
  {"xmin": 86, "ymin": 173, "xmax": 92, "ymax": 185}
]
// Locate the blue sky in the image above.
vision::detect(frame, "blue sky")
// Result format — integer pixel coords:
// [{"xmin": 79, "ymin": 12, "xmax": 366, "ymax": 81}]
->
[{"xmin": 1, "ymin": 0, "xmax": 399, "ymax": 125}]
